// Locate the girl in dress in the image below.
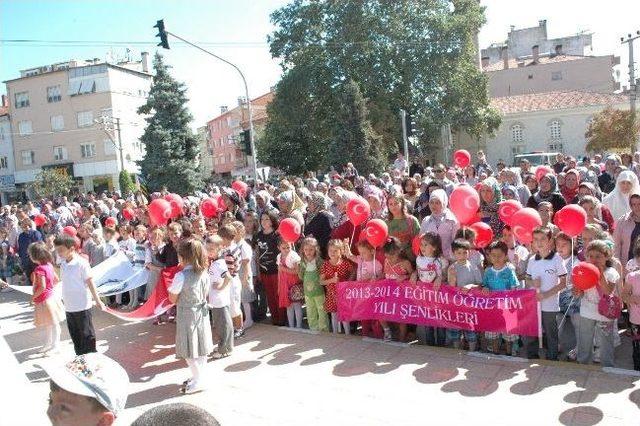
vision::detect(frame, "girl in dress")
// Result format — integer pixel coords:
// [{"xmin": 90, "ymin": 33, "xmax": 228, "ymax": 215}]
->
[
  {"xmin": 29, "ymin": 242, "xmax": 64, "ymax": 355},
  {"xmin": 277, "ymin": 239, "xmax": 303, "ymax": 328},
  {"xmin": 168, "ymin": 239, "xmax": 213, "ymax": 394},
  {"xmin": 382, "ymin": 237, "xmax": 414, "ymax": 342},
  {"xmin": 345, "ymin": 239, "xmax": 383, "ymax": 337},
  {"xmin": 321, "ymin": 239, "xmax": 355, "ymax": 334},
  {"xmin": 298, "ymin": 237, "xmax": 328, "ymax": 332}
]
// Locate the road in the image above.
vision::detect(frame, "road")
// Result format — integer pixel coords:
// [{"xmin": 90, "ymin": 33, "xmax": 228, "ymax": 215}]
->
[{"xmin": 1, "ymin": 287, "xmax": 640, "ymax": 426}]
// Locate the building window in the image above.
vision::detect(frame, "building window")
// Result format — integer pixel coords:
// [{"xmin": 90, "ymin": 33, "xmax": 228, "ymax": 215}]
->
[
  {"xmin": 51, "ymin": 115, "xmax": 64, "ymax": 131},
  {"xmin": 14, "ymin": 91, "xmax": 30, "ymax": 108},
  {"xmin": 0, "ymin": 157, "xmax": 8, "ymax": 169},
  {"xmin": 104, "ymin": 139, "xmax": 116, "ymax": 155},
  {"xmin": 18, "ymin": 120, "xmax": 33, "ymax": 136},
  {"xmin": 77, "ymin": 110, "xmax": 94, "ymax": 128},
  {"xmin": 551, "ymin": 71, "xmax": 563, "ymax": 81},
  {"xmin": 548, "ymin": 142, "xmax": 563, "ymax": 152},
  {"xmin": 80, "ymin": 142, "xmax": 96, "ymax": 158},
  {"xmin": 511, "ymin": 145, "xmax": 526, "ymax": 156},
  {"xmin": 47, "ymin": 85, "xmax": 62, "ymax": 103},
  {"xmin": 21, "ymin": 150, "xmax": 35, "ymax": 165},
  {"xmin": 53, "ymin": 146, "xmax": 68, "ymax": 161},
  {"xmin": 511, "ymin": 124, "xmax": 523, "ymax": 143},
  {"xmin": 549, "ymin": 119, "xmax": 562, "ymax": 140}
]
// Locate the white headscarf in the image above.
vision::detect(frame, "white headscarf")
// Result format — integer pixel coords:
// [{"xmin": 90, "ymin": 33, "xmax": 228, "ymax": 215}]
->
[{"xmin": 603, "ymin": 170, "xmax": 640, "ymax": 220}]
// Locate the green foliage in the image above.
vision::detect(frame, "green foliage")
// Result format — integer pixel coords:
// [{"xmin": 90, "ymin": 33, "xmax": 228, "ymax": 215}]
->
[
  {"xmin": 137, "ymin": 53, "xmax": 202, "ymax": 194},
  {"xmin": 585, "ymin": 107, "xmax": 640, "ymax": 153},
  {"xmin": 30, "ymin": 169, "xmax": 75, "ymax": 199},
  {"xmin": 260, "ymin": 0, "xmax": 500, "ymax": 172},
  {"xmin": 119, "ymin": 170, "xmax": 136, "ymax": 195}
]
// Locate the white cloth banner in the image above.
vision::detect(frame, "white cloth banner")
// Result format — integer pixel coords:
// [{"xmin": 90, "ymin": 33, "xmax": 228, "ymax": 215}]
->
[{"xmin": 93, "ymin": 252, "xmax": 150, "ymax": 296}]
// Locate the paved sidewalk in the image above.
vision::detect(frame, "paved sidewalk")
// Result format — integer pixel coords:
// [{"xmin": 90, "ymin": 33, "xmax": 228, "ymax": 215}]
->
[{"xmin": 2, "ymin": 287, "xmax": 640, "ymax": 425}]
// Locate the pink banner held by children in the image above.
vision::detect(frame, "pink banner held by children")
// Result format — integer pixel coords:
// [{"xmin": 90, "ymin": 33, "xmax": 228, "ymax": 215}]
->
[
  {"xmin": 106, "ymin": 266, "xmax": 181, "ymax": 322},
  {"xmin": 337, "ymin": 280, "xmax": 540, "ymax": 336}
]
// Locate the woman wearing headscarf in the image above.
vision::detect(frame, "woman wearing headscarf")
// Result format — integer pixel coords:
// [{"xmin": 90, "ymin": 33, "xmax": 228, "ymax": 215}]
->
[
  {"xmin": 255, "ymin": 190, "xmax": 278, "ymax": 219},
  {"xmin": 479, "ymin": 177, "xmax": 505, "ymax": 237},
  {"xmin": 304, "ymin": 192, "xmax": 334, "ymax": 258},
  {"xmin": 276, "ymin": 189, "xmax": 305, "ymax": 228},
  {"xmin": 603, "ymin": 170, "xmax": 640, "ymax": 221},
  {"xmin": 221, "ymin": 188, "xmax": 246, "ymax": 222},
  {"xmin": 501, "ymin": 167, "xmax": 531, "ymax": 206},
  {"xmin": 364, "ymin": 185, "xmax": 387, "ymax": 220},
  {"xmin": 524, "ymin": 173, "xmax": 538, "ymax": 195},
  {"xmin": 576, "ymin": 182, "xmax": 614, "ymax": 231},
  {"xmin": 527, "ymin": 173, "xmax": 567, "ymax": 213},
  {"xmin": 330, "ymin": 190, "xmax": 364, "ymax": 255},
  {"xmin": 560, "ymin": 169, "xmax": 581, "ymax": 204},
  {"xmin": 414, "ymin": 181, "xmax": 444, "ymax": 221},
  {"xmin": 419, "ymin": 189, "xmax": 459, "ymax": 260}
]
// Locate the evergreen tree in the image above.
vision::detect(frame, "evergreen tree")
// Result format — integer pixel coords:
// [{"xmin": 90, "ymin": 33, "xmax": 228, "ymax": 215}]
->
[
  {"xmin": 137, "ymin": 53, "xmax": 202, "ymax": 194},
  {"xmin": 330, "ymin": 80, "xmax": 385, "ymax": 174}
]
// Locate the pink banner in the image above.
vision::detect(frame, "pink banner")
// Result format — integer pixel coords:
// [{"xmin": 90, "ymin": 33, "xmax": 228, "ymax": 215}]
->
[
  {"xmin": 106, "ymin": 266, "xmax": 181, "ymax": 322},
  {"xmin": 337, "ymin": 280, "xmax": 540, "ymax": 336}
]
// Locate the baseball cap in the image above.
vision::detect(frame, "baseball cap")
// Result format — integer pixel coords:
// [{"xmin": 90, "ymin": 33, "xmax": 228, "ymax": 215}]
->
[{"xmin": 43, "ymin": 353, "xmax": 129, "ymax": 416}]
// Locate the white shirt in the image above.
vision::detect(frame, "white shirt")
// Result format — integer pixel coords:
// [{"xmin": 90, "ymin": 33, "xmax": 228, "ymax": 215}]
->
[
  {"xmin": 526, "ymin": 252, "xmax": 567, "ymax": 312},
  {"xmin": 580, "ymin": 267, "xmax": 620, "ymax": 322},
  {"xmin": 416, "ymin": 256, "xmax": 447, "ymax": 283},
  {"xmin": 60, "ymin": 254, "xmax": 93, "ymax": 313},
  {"xmin": 237, "ymin": 239, "xmax": 253, "ymax": 279},
  {"xmin": 277, "ymin": 251, "xmax": 301, "ymax": 269},
  {"xmin": 208, "ymin": 259, "xmax": 230, "ymax": 308}
]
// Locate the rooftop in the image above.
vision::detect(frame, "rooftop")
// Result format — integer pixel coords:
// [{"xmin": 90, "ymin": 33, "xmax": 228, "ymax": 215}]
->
[
  {"xmin": 483, "ymin": 54, "xmax": 593, "ymax": 72},
  {"xmin": 491, "ymin": 90, "xmax": 628, "ymax": 115}
]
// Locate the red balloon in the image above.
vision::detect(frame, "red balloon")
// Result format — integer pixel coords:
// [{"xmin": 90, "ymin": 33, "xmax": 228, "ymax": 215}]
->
[
  {"xmin": 164, "ymin": 193, "xmax": 184, "ymax": 218},
  {"xmin": 148, "ymin": 199, "xmax": 172, "ymax": 226},
  {"xmin": 554, "ymin": 204, "xmax": 587, "ymax": 237},
  {"xmin": 212, "ymin": 194, "xmax": 226, "ymax": 211},
  {"xmin": 535, "ymin": 165, "xmax": 554, "ymax": 182},
  {"xmin": 412, "ymin": 234, "xmax": 424, "ymax": 257},
  {"xmin": 498, "ymin": 199, "xmax": 523, "ymax": 227},
  {"xmin": 105, "ymin": 217, "xmax": 117, "ymax": 228},
  {"xmin": 449, "ymin": 185, "xmax": 480, "ymax": 226},
  {"xmin": 347, "ymin": 197, "xmax": 371, "ymax": 226},
  {"xmin": 469, "ymin": 222, "xmax": 494, "ymax": 249},
  {"xmin": 34, "ymin": 214, "xmax": 47, "ymax": 227},
  {"xmin": 510, "ymin": 208, "xmax": 542, "ymax": 244},
  {"xmin": 122, "ymin": 207, "xmax": 135, "ymax": 221},
  {"xmin": 231, "ymin": 180, "xmax": 248, "ymax": 198},
  {"xmin": 453, "ymin": 149, "xmax": 471, "ymax": 168},
  {"xmin": 571, "ymin": 261, "xmax": 600, "ymax": 291},
  {"xmin": 62, "ymin": 226, "xmax": 77, "ymax": 237},
  {"xmin": 278, "ymin": 218, "xmax": 301, "ymax": 243},
  {"xmin": 363, "ymin": 219, "xmax": 388, "ymax": 248},
  {"xmin": 200, "ymin": 198, "xmax": 219, "ymax": 219}
]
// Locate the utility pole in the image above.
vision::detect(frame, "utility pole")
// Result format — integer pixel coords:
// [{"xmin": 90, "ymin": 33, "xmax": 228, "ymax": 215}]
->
[
  {"xmin": 400, "ymin": 109, "xmax": 409, "ymax": 173},
  {"xmin": 622, "ymin": 31, "xmax": 640, "ymax": 114},
  {"xmin": 155, "ymin": 20, "xmax": 259, "ymax": 181},
  {"xmin": 95, "ymin": 116, "xmax": 124, "ymax": 172}
]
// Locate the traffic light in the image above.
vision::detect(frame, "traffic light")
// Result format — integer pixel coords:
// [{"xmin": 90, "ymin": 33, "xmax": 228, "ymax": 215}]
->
[
  {"xmin": 154, "ymin": 19, "xmax": 170, "ymax": 49},
  {"xmin": 241, "ymin": 129, "xmax": 252, "ymax": 155},
  {"xmin": 405, "ymin": 112, "xmax": 418, "ymax": 137}
]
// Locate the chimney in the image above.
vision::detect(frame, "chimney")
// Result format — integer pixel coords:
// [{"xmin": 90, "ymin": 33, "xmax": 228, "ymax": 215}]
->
[
  {"xmin": 555, "ymin": 44, "xmax": 563, "ymax": 56},
  {"xmin": 1, "ymin": 94, "xmax": 7, "ymax": 108},
  {"xmin": 481, "ymin": 57, "xmax": 490, "ymax": 68},
  {"xmin": 220, "ymin": 105, "xmax": 228, "ymax": 114},
  {"xmin": 141, "ymin": 52, "xmax": 149, "ymax": 73},
  {"xmin": 532, "ymin": 45, "xmax": 539, "ymax": 63},
  {"xmin": 502, "ymin": 46, "xmax": 509, "ymax": 70}
]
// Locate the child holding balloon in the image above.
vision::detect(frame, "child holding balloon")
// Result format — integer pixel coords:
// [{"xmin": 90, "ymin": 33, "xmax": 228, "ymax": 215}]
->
[
  {"xmin": 555, "ymin": 232, "xmax": 581, "ymax": 360},
  {"xmin": 382, "ymin": 237, "xmax": 414, "ymax": 342},
  {"xmin": 277, "ymin": 238, "xmax": 303, "ymax": 328},
  {"xmin": 321, "ymin": 239, "xmax": 355, "ymax": 334}
]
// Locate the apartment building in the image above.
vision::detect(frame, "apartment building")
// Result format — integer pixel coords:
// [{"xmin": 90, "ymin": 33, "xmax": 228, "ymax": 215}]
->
[
  {"xmin": 0, "ymin": 96, "xmax": 17, "ymax": 204},
  {"xmin": 4, "ymin": 53, "xmax": 152, "ymax": 196}
]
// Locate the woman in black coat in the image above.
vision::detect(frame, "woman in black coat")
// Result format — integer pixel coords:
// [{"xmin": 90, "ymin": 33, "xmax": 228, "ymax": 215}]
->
[{"xmin": 303, "ymin": 192, "xmax": 334, "ymax": 258}]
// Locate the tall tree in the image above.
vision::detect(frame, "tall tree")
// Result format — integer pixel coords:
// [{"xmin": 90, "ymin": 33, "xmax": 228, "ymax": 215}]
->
[
  {"xmin": 260, "ymin": 0, "xmax": 500, "ymax": 172},
  {"xmin": 329, "ymin": 80, "xmax": 386, "ymax": 174},
  {"xmin": 137, "ymin": 53, "xmax": 202, "ymax": 194},
  {"xmin": 585, "ymin": 107, "xmax": 640, "ymax": 153},
  {"xmin": 30, "ymin": 169, "xmax": 75, "ymax": 199}
]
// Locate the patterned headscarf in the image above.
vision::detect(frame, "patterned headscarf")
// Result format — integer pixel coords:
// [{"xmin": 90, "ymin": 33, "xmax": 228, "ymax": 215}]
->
[{"xmin": 305, "ymin": 191, "xmax": 329, "ymax": 225}]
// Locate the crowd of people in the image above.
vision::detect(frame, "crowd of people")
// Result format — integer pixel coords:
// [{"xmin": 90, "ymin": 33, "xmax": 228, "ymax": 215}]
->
[{"xmin": 3, "ymin": 149, "xmax": 640, "ymax": 422}]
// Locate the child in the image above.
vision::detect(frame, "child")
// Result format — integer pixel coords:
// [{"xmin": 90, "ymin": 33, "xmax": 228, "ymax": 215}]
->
[
  {"xmin": 447, "ymin": 239, "xmax": 482, "ymax": 350},
  {"xmin": 167, "ymin": 239, "xmax": 214, "ymax": 394},
  {"xmin": 482, "ymin": 241, "xmax": 519, "ymax": 355},
  {"xmin": 299, "ymin": 237, "xmax": 329, "ymax": 332},
  {"xmin": 382, "ymin": 237, "xmax": 413, "ymax": 341},
  {"xmin": 623, "ymin": 263, "xmax": 640, "ymax": 370},
  {"xmin": 555, "ymin": 231, "xmax": 581, "ymax": 361},
  {"xmin": 218, "ymin": 224, "xmax": 244, "ymax": 337},
  {"xmin": 321, "ymin": 239, "xmax": 355, "ymax": 334},
  {"xmin": 54, "ymin": 234, "xmax": 106, "ymax": 355},
  {"xmin": 579, "ymin": 196, "xmax": 609, "ymax": 231},
  {"xmin": 277, "ymin": 238, "xmax": 303, "ymax": 328},
  {"xmin": 118, "ymin": 224, "xmax": 138, "ymax": 308},
  {"xmin": 344, "ymin": 238, "xmax": 383, "ymax": 337},
  {"xmin": 525, "ymin": 226, "xmax": 567, "ymax": 360},
  {"xmin": 129, "ymin": 225, "xmax": 151, "ymax": 308},
  {"xmin": 0, "ymin": 230, "xmax": 15, "ymax": 287},
  {"xmin": 575, "ymin": 240, "xmax": 619, "ymax": 367},
  {"xmin": 232, "ymin": 221, "xmax": 256, "ymax": 330},
  {"xmin": 145, "ymin": 228, "xmax": 165, "ymax": 301},
  {"xmin": 454, "ymin": 227, "xmax": 484, "ymax": 271},
  {"xmin": 578, "ymin": 224, "xmax": 607, "ymax": 261},
  {"xmin": 501, "ymin": 226, "xmax": 529, "ymax": 286},
  {"xmin": 205, "ymin": 235, "xmax": 233, "ymax": 359},
  {"xmin": 191, "ymin": 217, "xmax": 206, "ymax": 241},
  {"xmin": 411, "ymin": 232, "xmax": 447, "ymax": 346},
  {"xmin": 537, "ymin": 201, "xmax": 559, "ymax": 235},
  {"xmin": 29, "ymin": 242, "xmax": 64, "ymax": 355}
]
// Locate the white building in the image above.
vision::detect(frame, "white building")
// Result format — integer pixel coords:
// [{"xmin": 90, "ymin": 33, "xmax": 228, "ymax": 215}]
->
[{"xmin": 0, "ymin": 97, "xmax": 17, "ymax": 204}]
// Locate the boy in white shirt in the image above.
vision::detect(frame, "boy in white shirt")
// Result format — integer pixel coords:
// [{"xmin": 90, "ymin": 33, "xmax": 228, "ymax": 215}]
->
[
  {"xmin": 206, "ymin": 235, "xmax": 233, "ymax": 359},
  {"xmin": 525, "ymin": 226, "xmax": 567, "ymax": 360},
  {"xmin": 54, "ymin": 234, "xmax": 106, "ymax": 355}
]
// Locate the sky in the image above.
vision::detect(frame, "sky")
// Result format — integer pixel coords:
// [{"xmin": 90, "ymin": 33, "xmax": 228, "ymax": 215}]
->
[{"xmin": 1, "ymin": 0, "xmax": 640, "ymax": 128}]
